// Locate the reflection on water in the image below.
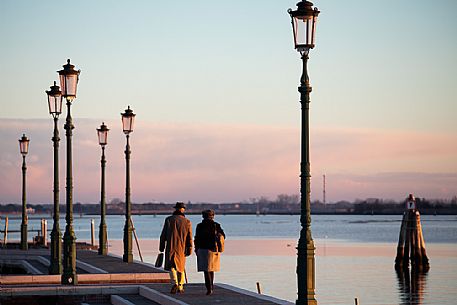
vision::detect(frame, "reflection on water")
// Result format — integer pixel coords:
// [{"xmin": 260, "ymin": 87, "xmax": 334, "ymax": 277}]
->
[{"xmin": 396, "ymin": 268, "xmax": 428, "ymax": 305}]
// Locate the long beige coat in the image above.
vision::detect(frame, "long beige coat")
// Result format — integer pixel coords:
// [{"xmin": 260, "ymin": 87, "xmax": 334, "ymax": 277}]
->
[{"xmin": 159, "ymin": 213, "xmax": 193, "ymax": 272}]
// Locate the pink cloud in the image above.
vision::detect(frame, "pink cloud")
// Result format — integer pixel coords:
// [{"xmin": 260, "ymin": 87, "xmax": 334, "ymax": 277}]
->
[{"xmin": 0, "ymin": 119, "xmax": 456, "ymax": 204}]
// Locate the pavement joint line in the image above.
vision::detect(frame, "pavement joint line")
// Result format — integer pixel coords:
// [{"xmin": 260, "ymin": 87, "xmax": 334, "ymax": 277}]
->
[
  {"xmin": 139, "ymin": 285, "xmax": 190, "ymax": 305},
  {"xmin": 216, "ymin": 283, "xmax": 295, "ymax": 305},
  {"xmin": 111, "ymin": 294, "xmax": 137, "ymax": 305}
]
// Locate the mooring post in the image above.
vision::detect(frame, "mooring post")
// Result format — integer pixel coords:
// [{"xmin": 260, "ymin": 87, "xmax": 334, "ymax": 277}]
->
[
  {"xmin": 403, "ymin": 214, "xmax": 411, "ymax": 268},
  {"xmin": 395, "ymin": 212, "xmax": 407, "ymax": 269},
  {"xmin": 256, "ymin": 282, "xmax": 262, "ymax": 294},
  {"xmin": 409, "ymin": 212, "xmax": 418, "ymax": 268},
  {"xmin": 416, "ymin": 212, "xmax": 429, "ymax": 269},
  {"xmin": 395, "ymin": 194, "xmax": 429, "ymax": 271},
  {"xmin": 41, "ymin": 219, "xmax": 45, "ymax": 237},
  {"xmin": 43, "ymin": 219, "xmax": 48, "ymax": 246},
  {"xmin": 91, "ymin": 219, "xmax": 95, "ymax": 246},
  {"xmin": 3, "ymin": 216, "xmax": 8, "ymax": 246},
  {"xmin": 412, "ymin": 213, "xmax": 421, "ymax": 268}
]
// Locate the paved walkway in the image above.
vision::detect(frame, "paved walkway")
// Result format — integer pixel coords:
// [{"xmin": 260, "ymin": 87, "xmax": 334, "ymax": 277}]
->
[
  {"xmin": 144, "ymin": 283, "xmax": 292, "ymax": 305},
  {"xmin": 0, "ymin": 247, "xmax": 293, "ymax": 304},
  {"xmin": 0, "ymin": 283, "xmax": 292, "ymax": 305},
  {"xmin": 76, "ymin": 250, "xmax": 163, "ymax": 274}
]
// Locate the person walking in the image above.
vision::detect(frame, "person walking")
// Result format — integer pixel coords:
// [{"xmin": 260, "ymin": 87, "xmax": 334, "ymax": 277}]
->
[
  {"xmin": 194, "ymin": 209, "xmax": 225, "ymax": 295},
  {"xmin": 159, "ymin": 202, "xmax": 193, "ymax": 294}
]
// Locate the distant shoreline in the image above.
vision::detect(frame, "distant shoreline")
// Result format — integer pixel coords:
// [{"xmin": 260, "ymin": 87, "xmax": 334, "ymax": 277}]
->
[
  {"xmin": 2, "ymin": 211, "xmax": 457, "ymax": 218},
  {"xmin": 2, "ymin": 199, "xmax": 456, "ymax": 215},
  {"xmin": 2, "ymin": 210, "xmax": 457, "ymax": 218}
]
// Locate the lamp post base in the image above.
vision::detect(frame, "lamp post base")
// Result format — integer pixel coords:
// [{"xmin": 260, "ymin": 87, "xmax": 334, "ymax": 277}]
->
[
  {"xmin": 62, "ymin": 227, "xmax": 77, "ymax": 285},
  {"xmin": 296, "ymin": 298, "xmax": 317, "ymax": 305},
  {"xmin": 123, "ymin": 219, "xmax": 133, "ymax": 263},
  {"xmin": 20, "ymin": 223, "xmax": 28, "ymax": 250},
  {"xmin": 296, "ymin": 241, "xmax": 317, "ymax": 305},
  {"xmin": 98, "ymin": 223, "xmax": 108, "ymax": 255},
  {"xmin": 49, "ymin": 228, "xmax": 62, "ymax": 274}
]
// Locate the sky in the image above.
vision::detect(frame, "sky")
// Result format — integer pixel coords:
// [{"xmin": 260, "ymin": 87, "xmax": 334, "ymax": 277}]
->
[{"xmin": 0, "ymin": 0, "xmax": 456, "ymax": 204}]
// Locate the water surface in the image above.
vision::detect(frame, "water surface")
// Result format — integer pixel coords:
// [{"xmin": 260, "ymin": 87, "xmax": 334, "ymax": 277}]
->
[{"xmin": 3, "ymin": 214, "xmax": 456, "ymax": 304}]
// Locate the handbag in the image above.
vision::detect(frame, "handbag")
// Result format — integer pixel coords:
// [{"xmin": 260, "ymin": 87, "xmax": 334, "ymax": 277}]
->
[
  {"xmin": 155, "ymin": 252, "xmax": 164, "ymax": 267},
  {"xmin": 215, "ymin": 226, "xmax": 225, "ymax": 253}
]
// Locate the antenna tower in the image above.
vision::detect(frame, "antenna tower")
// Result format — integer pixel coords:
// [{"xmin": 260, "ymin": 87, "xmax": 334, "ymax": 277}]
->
[{"xmin": 323, "ymin": 174, "xmax": 326, "ymax": 205}]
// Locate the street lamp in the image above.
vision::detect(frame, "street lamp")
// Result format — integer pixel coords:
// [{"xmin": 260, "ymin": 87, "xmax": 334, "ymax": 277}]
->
[
  {"xmin": 46, "ymin": 81, "xmax": 63, "ymax": 274},
  {"xmin": 121, "ymin": 106, "xmax": 135, "ymax": 263},
  {"xmin": 288, "ymin": 1, "xmax": 320, "ymax": 305},
  {"xmin": 97, "ymin": 122, "xmax": 109, "ymax": 255},
  {"xmin": 19, "ymin": 134, "xmax": 30, "ymax": 250},
  {"xmin": 58, "ymin": 59, "xmax": 80, "ymax": 285}
]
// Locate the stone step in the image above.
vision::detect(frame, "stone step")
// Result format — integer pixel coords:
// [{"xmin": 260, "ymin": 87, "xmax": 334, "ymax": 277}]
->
[{"xmin": 112, "ymin": 294, "xmax": 161, "ymax": 305}]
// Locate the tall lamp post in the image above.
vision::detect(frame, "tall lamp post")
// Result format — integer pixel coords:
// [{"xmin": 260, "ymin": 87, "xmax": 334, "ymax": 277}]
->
[
  {"xmin": 19, "ymin": 134, "xmax": 30, "ymax": 250},
  {"xmin": 288, "ymin": 1, "xmax": 320, "ymax": 305},
  {"xmin": 46, "ymin": 81, "xmax": 63, "ymax": 274},
  {"xmin": 59, "ymin": 59, "xmax": 80, "ymax": 285},
  {"xmin": 97, "ymin": 122, "xmax": 109, "ymax": 255},
  {"xmin": 121, "ymin": 106, "xmax": 135, "ymax": 263}
]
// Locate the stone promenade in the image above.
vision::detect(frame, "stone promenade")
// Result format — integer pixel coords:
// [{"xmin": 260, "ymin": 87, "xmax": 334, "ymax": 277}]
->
[{"xmin": 0, "ymin": 247, "xmax": 292, "ymax": 305}]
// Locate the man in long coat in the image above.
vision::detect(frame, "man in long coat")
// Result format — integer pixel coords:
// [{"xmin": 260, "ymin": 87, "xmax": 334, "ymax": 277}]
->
[{"xmin": 159, "ymin": 202, "xmax": 193, "ymax": 294}]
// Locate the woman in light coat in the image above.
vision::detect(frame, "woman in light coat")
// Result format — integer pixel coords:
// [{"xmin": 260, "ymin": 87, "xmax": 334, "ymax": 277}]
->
[{"xmin": 194, "ymin": 209, "xmax": 225, "ymax": 295}]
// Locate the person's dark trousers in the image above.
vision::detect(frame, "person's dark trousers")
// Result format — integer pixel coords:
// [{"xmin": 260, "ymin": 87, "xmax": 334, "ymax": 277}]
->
[{"xmin": 204, "ymin": 271, "xmax": 214, "ymax": 294}]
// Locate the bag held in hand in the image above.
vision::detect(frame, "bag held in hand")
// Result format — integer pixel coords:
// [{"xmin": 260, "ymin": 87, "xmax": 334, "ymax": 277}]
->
[
  {"xmin": 215, "ymin": 231, "xmax": 225, "ymax": 253},
  {"xmin": 155, "ymin": 252, "xmax": 164, "ymax": 267}
]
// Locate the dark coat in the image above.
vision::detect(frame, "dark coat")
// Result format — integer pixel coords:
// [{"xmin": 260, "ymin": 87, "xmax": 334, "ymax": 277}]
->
[
  {"xmin": 194, "ymin": 219, "xmax": 225, "ymax": 251},
  {"xmin": 159, "ymin": 211, "xmax": 193, "ymax": 272},
  {"xmin": 194, "ymin": 219, "xmax": 225, "ymax": 272}
]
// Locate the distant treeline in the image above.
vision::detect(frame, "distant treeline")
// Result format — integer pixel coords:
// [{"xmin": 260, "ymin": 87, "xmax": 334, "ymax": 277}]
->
[{"xmin": 1, "ymin": 195, "xmax": 456, "ymax": 215}]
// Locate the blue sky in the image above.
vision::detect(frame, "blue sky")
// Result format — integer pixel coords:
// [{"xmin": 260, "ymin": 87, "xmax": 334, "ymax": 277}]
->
[{"xmin": 1, "ymin": 0, "xmax": 456, "ymax": 203}]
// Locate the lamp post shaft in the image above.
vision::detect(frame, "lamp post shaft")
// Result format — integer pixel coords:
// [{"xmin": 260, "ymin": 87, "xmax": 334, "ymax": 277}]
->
[
  {"xmin": 62, "ymin": 100, "xmax": 77, "ymax": 285},
  {"xmin": 123, "ymin": 134, "xmax": 133, "ymax": 263},
  {"xmin": 20, "ymin": 155, "xmax": 28, "ymax": 250},
  {"xmin": 296, "ymin": 53, "xmax": 317, "ymax": 305},
  {"xmin": 99, "ymin": 146, "xmax": 108, "ymax": 255},
  {"xmin": 50, "ymin": 117, "xmax": 62, "ymax": 274}
]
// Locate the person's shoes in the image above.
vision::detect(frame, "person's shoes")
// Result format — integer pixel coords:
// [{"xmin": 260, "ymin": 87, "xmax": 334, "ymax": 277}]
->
[
  {"xmin": 170, "ymin": 285, "xmax": 178, "ymax": 294},
  {"xmin": 177, "ymin": 286, "xmax": 184, "ymax": 293},
  {"xmin": 206, "ymin": 289, "xmax": 212, "ymax": 295}
]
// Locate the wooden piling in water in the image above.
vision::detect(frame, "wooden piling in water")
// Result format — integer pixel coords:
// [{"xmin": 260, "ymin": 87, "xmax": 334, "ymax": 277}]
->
[
  {"xmin": 43, "ymin": 219, "xmax": 47, "ymax": 246},
  {"xmin": 2, "ymin": 217, "xmax": 8, "ymax": 246},
  {"xmin": 394, "ymin": 194, "xmax": 429, "ymax": 271},
  {"xmin": 256, "ymin": 282, "xmax": 262, "ymax": 294},
  {"xmin": 91, "ymin": 219, "xmax": 95, "ymax": 246}
]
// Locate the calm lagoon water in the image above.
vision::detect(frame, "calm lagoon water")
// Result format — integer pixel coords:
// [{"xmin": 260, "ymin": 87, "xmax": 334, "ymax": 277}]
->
[{"xmin": 4, "ymin": 214, "xmax": 457, "ymax": 305}]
